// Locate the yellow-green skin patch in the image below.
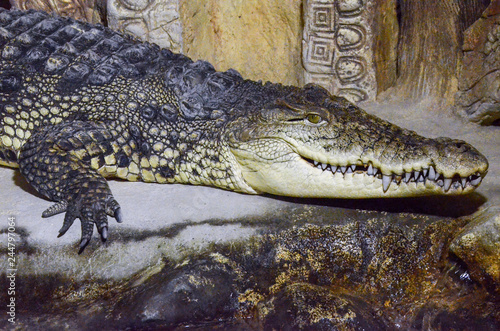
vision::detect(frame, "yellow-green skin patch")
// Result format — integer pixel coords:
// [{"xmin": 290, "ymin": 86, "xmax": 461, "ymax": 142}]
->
[{"xmin": 0, "ymin": 72, "xmax": 251, "ymax": 193}]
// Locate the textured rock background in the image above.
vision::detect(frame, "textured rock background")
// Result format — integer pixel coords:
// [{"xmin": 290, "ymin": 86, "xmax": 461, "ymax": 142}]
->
[
  {"xmin": 180, "ymin": 0, "xmax": 303, "ymax": 86},
  {"xmin": 457, "ymin": 1, "xmax": 500, "ymax": 125},
  {"xmin": 8, "ymin": 0, "xmax": 105, "ymax": 23},
  {"xmin": 302, "ymin": 0, "xmax": 377, "ymax": 103},
  {"xmin": 450, "ymin": 206, "xmax": 500, "ymax": 292},
  {"xmin": 107, "ymin": 0, "xmax": 182, "ymax": 52}
]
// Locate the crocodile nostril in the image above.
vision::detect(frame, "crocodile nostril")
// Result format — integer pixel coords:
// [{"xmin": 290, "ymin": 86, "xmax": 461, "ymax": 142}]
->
[{"xmin": 451, "ymin": 141, "xmax": 468, "ymax": 152}]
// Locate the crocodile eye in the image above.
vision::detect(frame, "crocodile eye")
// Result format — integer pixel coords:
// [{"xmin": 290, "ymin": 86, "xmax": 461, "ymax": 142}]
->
[{"xmin": 306, "ymin": 114, "xmax": 322, "ymax": 124}]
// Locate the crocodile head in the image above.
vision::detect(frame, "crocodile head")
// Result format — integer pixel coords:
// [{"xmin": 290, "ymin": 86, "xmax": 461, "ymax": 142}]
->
[{"xmin": 226, "ymin": 84, "xmax": 488, "ymax": 198}]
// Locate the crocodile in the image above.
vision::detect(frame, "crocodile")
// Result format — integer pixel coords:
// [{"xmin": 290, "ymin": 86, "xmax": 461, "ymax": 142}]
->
[{"xmin": 0, "ymin": 9, "xmax": 489, "ymax": 253}]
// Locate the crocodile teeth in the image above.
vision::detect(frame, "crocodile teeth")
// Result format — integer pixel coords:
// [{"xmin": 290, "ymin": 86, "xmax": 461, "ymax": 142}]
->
[
  {"xmin": 306, "ymin": 158, "xmax": 483, "ymax": 193},
  {"xmin": 367, "ymin": 164, "xmax": 374, "ymax": 175},
  {"xmin": 413, "ymin": 171, "xmax": 420, "ymax": 182},
  {"xmin": 470, "ymin": 176, "xmax": 482, "ymax": 186},
  {"xmin": 428, "ymin": 166, "xmax": 436, "ymax": 181},
  {"xmin": 444, "ymin": 178, "xmax": 452, "ymax": 192},
  {"xmin": 382, "ymin": 175, "xmax": 391, "ymax": 192}
]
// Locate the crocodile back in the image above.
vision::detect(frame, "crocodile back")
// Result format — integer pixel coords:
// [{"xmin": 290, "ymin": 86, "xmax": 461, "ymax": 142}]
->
[
  {"xmin": 0, "ymin": 9, "xmax": 259, "ymax": 121},
  {"xmin": 0, "ymin": 8, "xmax": 190, "ymax": 90}
]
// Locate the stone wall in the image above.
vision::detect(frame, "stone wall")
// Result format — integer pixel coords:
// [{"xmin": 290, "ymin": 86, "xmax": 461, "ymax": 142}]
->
[
  {"xmin": 107, "ymin": 0, "xmax": 183, "ymax": 53},
  {"xmin": 180, "ymin": 0, "xmax": 303, "ymax": 86}
]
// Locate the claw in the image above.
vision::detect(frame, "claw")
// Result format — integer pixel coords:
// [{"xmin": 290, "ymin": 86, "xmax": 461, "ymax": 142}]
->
[
  {"xmin": 78, "ymin": 237, "xmax": 90, "ymax": 255},
  {"xmin": 57, "ymin": 212, "xmax": 76, "ymax": 237},
  {"xmin": 42, "ymin": 201, "xmax": 68, "ymax": 218},
  {"xmin": 100, "ymin": 226, "xmax": 108, "ymax": 241},
  {"xmin": 78, "ymin": 216, "xmax": 95, "ymax": 254},
  {"xmin": 96, "ymin": 212, "xmax": 108, "ymax": 242},
  {"xmin": 114, "ymin": 207, "xmax": 123, "ymax": 223},
  {"xmin": 46, "ymin": 185, "xmax": 121, "ymax": 253},
  {"xmin": 106, "ymin": 198, "xmax": 121, "ymax": 216}
]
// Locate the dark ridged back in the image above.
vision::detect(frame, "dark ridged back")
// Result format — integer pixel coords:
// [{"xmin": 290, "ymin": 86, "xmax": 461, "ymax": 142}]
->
[
  {"xmin": 0, "ymin": 9, "xmax": 191, "ymax": 86},
  {"xmin": 0, "ymin": 9, "xmax": 303, "ymax": 121}
]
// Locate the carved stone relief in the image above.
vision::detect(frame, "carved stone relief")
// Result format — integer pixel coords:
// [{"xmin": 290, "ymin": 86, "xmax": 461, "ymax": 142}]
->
[
  {"xmin": 302, "ymin": 0, "xmax": 376, "ymax": 103},
  {"xmin": 107, "ymin": 0, "xmax": 182, "ymax": 52}
]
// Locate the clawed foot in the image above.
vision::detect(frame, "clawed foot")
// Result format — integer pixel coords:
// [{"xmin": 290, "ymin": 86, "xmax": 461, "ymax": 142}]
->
[{"xmin": 42, "ymin": 187, "xmax": 122, "ymax": 254}]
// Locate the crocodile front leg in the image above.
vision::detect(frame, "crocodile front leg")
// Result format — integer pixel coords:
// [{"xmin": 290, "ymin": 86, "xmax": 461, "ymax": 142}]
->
[{"xmin": 18, "ymin": 121, "xmax": 122, "ymax": 253}]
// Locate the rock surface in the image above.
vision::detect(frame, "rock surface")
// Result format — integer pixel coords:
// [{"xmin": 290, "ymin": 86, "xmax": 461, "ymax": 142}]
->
[
  {"xmin": 180, "ymin": 0, "xmax": 303, "ymax": 86},
  {"xmin": 1, "ymin": 203, "xmax": 499, "ymax": 329},
  {"xmin": 456, "ymin": 1, "xmax": 500, "ymax": 125},
  {"xmin": 450, "ymin": 206, "xmax": 500, "ymax": 293},
  {"xmin": 9, "ymin": 0, "xmax": 105, "ymax": 23}
]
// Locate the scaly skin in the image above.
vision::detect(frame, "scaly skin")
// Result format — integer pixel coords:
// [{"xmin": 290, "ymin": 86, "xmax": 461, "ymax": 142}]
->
[{"xmin": 0, "ymin": 9, "xmax": 489, "ymax": 252}]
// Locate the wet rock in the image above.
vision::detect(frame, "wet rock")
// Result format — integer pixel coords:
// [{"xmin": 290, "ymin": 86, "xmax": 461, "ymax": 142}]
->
[
  {"xmin": 113, "ymin": 258, "xmax": 238, "ymax": 328},
  {"xmin": 450, "ymin": 206, "xmax": 500, "ymax": 293},
  {"xmin": 412, "ymin": 304, "xmax": 500, "ymax": 330},
  {"xmin": 1, "ymin": 202, "xmax": 499, "ymax": 329},
  {"xmin": 264, "ymin": 283, "xmax": 387, "ymax": 330},
  {"xmin": 457, "ymin": 1, "xmax": 500, "ymax": 125}
]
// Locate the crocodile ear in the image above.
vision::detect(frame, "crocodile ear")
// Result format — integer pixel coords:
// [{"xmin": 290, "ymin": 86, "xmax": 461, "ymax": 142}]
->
[{"xmin": 274, "ymin": 99, "xmax": 304, "ymax": 114}]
